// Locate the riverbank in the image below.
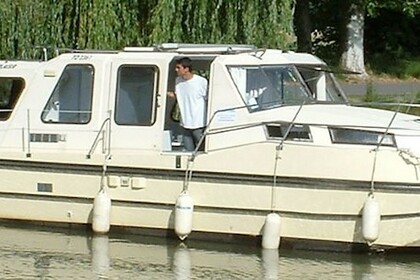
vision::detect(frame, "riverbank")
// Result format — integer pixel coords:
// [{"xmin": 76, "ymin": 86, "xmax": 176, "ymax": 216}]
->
[{"xmin": 340, "ymin": 78, "xmax": 420, "ymax": 115}]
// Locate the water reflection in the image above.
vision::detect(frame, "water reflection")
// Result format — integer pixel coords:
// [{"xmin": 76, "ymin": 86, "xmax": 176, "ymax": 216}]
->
[
  {"xmin": 33, "ymin": 254, "xmax": 50, "ymax": 279},
  {"xmin": 261, "ymin": 249, "xmax": 279, "ymax": 280},
  {"xmin": 0, "ymin": 225, "xmax": 418, "ymax": 279},
  {"xmin": 351, "ymin": 253, "xmax": 374, "ymax": 280},
  {"xmin": 172, "ymin": 243, "xmax": 191, "ymax": 280},
  {"xmin": 90, "ymin": 235, "xmax": 110, "ymax": 279}
]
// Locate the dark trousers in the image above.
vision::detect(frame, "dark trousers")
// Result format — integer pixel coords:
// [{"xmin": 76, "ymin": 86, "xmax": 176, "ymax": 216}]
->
[{"xmin": 182, "ymin": 127, "xmax": 205, "ymax": 151}]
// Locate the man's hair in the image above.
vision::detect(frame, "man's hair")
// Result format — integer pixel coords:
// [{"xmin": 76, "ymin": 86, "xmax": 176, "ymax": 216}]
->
[{"xmin": 175, "ymin": 57, "xmax": 193, "ymax": 71}]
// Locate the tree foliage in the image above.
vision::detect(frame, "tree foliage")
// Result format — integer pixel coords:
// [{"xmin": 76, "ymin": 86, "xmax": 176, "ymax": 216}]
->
[
  {"xmin": 0, "ymin": 0, "xmax": 295, "ymax": 59},
  {"xmin": 0, "ymin": 0, "xmax": 417, "ymax": 77},
  {"xmin": 366, "ymin": 0, "xmax": 420, "ymax": 17},
  {"xmin": 304, "ymin": 0, "xmax": 419, "ymax": 67}
]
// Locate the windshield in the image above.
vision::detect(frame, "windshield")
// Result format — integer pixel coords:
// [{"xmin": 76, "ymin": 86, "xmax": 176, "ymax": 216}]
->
[
  {"xmin": 297, "ymin": 65, "xmax": 348, "ymax": 104},
  {"xmin": 228, "ymin": 65, "xmax": 313, "ymax": 112}
]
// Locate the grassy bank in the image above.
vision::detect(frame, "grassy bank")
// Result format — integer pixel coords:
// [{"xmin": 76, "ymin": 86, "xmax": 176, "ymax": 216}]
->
[
  {"xmin": 367, "ymin": 55, "xmax": 420, "ymax": 79},
  {"xmin": 348, "ymin": 88, "xmax": 420, "ymax": 116}
]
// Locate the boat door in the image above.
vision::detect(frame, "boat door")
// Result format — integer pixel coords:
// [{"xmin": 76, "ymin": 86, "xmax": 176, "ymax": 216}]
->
[
  {"xmin": 108, "ymin": 58, "xmax": 162, "ymax": 155},
  {"xmin": 163, "ymin": 56, "xmax": 215, "ymax": 152}
]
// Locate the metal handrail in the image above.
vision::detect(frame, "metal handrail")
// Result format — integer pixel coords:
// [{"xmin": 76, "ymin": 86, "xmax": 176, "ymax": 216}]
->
[
  {"xmin": 183, "ymin": 104, "xmax": 261, "ymax": 191},
  {"xmin": 86, "ymin": 112, "xmax": 112, "ymax": 159},
  {"xmin": 369, "ymin": 105, "xmax": 401, "ymax": 194},
  {"xmin": 272, "ymin": 102, "xmax": 305, "ymax": 210},
  {"xmin": 26, "ymin": 109, "xmax": 31, "ymax": 157},
  {"xmin": 183, "ymin": 100, "xmax": 420, "ymax": 193},
  {"xmin": 155, "ymin": 43, "xmax": 257, "ymax": 54},
  {"xmin": 183, "ymin": 102, "xmax": 306, "ymax": 192}
]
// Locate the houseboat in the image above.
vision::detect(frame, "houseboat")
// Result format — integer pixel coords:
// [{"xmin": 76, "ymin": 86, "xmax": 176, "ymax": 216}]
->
[{"xmin": 0, "ymin": 43, "xmax": 419, "ymax": 251}]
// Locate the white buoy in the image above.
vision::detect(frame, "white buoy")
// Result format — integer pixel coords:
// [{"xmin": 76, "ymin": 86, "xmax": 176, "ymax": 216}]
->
[
  {"xmin": 92, "ymin": 188, "xmax": 111, "ymax": 234},
  {"xmin": 362, "ymin": 193, "xmax": 380, "ymax": 243},
  {"xmin": 174, "ymin": 191, "xmax": 194, "ymax": 240},
  {"xmin": 262, "ymin": 212, "xmax": 281, "ymax": 249}
]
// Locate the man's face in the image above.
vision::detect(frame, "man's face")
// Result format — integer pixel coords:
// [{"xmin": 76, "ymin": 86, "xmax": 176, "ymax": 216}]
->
[{"xmin": 175, "ymin": 64, "xmax": 188, "ymax": 77}]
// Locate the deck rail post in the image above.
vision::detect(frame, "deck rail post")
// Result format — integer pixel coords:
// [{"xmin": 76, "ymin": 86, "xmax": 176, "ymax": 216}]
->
[{"xmin": 86, "ymin": 110, "xmax": 112, "ymax": 159}]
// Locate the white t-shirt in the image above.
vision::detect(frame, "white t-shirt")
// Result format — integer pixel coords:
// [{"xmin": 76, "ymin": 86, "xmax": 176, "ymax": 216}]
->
[{"xmin": 175, "ymin": 74, "xmax": 208, "ymax": 129}]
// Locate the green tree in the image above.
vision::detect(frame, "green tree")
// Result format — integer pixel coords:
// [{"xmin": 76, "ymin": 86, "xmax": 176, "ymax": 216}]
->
[
  {"xmin": 294, "ymin": 0, "xmax": 419, "ymax": 75},
  {"xmin": 294, "ymin": 0, "xmax": 312, "ymax": 53},
  {"xmin": 0, "ymin": 0, "xmax": 296, "ymax": 59},
  {"xmin": 149, "ymin": 0, "xmax": 295, "ymax": 49},
  {"xmin": 339, "ymin": 0, "xmax": 367, "ymax": 75}
]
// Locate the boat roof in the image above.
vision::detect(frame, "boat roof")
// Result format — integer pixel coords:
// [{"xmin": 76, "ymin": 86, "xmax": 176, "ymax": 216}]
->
[{"xmin": 0, "ymin": 43, "xmax": 326, "ymax": 66}]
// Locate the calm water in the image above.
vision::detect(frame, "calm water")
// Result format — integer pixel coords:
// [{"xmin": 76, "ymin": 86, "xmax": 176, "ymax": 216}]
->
[{"xmin": 1, "ymin": 225, "xmax": 419, "ymax": 280}]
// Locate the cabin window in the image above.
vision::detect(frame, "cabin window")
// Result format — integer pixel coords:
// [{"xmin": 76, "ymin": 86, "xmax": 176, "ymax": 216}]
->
[
  {"xmin": 329, "ymin": 128, "xmax": 396, "ymax": 147},
  {"xmin": 42, "ymin": 64, "xmax": 94, "ymax": 124},
  {"xmin": 265, "ymin": 123, "xmax": 311, "ymax": 141},
  {"xmin": 0, "ymin": 77, "xmax": 25, "ymax": 120},
  {"xmin": 297, "ymin": 66, "xmax": 347, "ymax": 103},
  {"xmin": 115, "ymin": 65, "xmax": 157, "ymax": 126},
  {"xmin": 228, "ymin": 65, "xmax": 312, "ymax": 112}
]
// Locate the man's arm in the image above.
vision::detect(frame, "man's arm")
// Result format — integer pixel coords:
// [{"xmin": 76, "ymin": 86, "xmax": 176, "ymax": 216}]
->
[{"xmin": 168, "ymin": 91, "xmax": 176, "ymax": 99}]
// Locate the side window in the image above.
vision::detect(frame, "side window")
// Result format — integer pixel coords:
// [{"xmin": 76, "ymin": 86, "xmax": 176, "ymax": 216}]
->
[
  {"xmin": 42, "ymin": 64, "xmax": 94, "ymax": 124},
  {"xmin": 265, "ymin": 123, "xmax": 312, "ymax": 142},
  {"xmin": 115, "ymin": 65, "xmax": 157, "ymax": 126},
  {"xmin": 0, "ymin": 77, "xmax": 25, "ymax": 120},
  {"xmin": 228, "ymin": 65, "xmax": 311, "ymax": 112}
]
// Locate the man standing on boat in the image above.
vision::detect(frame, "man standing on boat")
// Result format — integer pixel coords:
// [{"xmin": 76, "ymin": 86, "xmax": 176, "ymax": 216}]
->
[{"xmin": 169, "ymin": 57, "xmax": 208, "ymax": 151}]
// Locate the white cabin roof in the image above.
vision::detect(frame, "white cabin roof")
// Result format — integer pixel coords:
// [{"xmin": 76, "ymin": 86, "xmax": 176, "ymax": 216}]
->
[
  {"xmin": 2, "ymin": 44, "xmax": 327, "ymax": 69},
  {"xmin": 214, "ymin": 50, "xmax": 326, "ymax": 66}
]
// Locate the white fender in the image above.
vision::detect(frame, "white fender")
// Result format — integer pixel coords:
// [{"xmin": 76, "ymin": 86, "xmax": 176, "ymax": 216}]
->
[
  {"xmin": 174, "ymin": 191, "xmax": 194, "ymax": 240},
  {"xmin": 362, "ymin": 194, "xmax": 380, "ymax": 243},
  {"xmin": 262, "ymin": 213, "xmax": 281, "ymax": 249},
  {"xmin": 92, "ymin": 188, "xmax": 112, "ymax": 234}
]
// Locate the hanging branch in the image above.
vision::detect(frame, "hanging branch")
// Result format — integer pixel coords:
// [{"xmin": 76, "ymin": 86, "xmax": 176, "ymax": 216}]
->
[{"xmin": 0, "ymin": 0, "xmax": 296, "ymax": 58}]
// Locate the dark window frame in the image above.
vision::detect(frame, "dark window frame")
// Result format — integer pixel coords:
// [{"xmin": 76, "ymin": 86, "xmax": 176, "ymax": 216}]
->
[
  {"xmin": 114, "ymin": 64, "xmax": 159, "ymax": 126},
  {"xmin": 0, "ymin": 77, "xmax": 25, "ymax": 121},
  {"xmin": 329, "ymin": 127, "xmax": 396, "ymax": 147},
  {"xmin": 41, "ymin": 64, "xmax": 95, "ymax": 124},
  {"xmin": 265, "ymin": 122, "xmax": 312, "ymax": 142}
]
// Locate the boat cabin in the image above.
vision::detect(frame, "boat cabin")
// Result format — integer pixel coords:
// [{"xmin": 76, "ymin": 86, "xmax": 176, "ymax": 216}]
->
[{"xmin": 0, "ymin": 44, "xmax": 348, "ymax": 162}]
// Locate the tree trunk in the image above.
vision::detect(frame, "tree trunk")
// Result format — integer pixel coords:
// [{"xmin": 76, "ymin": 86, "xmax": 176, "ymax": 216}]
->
[
  {"xmin": 294, "ymin": 0, "xmax": 312, "ymax": 53},
  {"xmin": 340, "ymin": 2, "xmax": 367, "ymax": 76}
]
